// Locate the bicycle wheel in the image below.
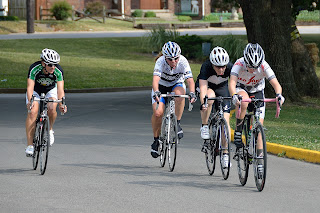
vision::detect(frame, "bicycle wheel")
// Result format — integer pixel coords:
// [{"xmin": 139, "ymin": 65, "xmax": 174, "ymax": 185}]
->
[
  {"xmin": 236, "ymin": 116, "xmax": 250, "ymax": 186},
  {"xmin": 32, "ymin": 122, "xmax": 40, "ymax": 170},
  {"xmin": 39, "ymin": 118, "xmax": 50, "ymax": 175},
  {"xmin": 159, "ymin": 116, "xmax": 167, "ymax": 167},
  {"xmin": 205, "ymin": 118, "xmax": 218, "ymax": 175},
  {"xmin": 167, "ymin": 114, "xmax": 178, "ymax": 172},
  {"xmin": 219, "ymin": 118, "xmax": 231, "ymax": 180},
  {"xmin": 253, "ymin": 122, "xmax": 267, "ymax": 191}
]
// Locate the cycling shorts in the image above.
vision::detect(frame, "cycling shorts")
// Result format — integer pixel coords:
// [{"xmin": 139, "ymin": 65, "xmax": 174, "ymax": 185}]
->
[
  {"xmin": 26, "ymin": 86, "xmax": 57, "ymax": 105},
  {"xmin": 151, "ymin": 83, "xmax": 186, "ymax": 105},
  {"xmin": 236, "ymin": 88, "xmax": 265, "ymax": 119}
]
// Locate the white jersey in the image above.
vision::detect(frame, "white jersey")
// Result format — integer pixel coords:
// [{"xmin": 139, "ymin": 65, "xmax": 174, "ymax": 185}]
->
[
  {"xmin": 153, "ymin": 55, "xmax": 193, "ymax": 87},
  {"xmin": 231, "ymin": 57, "xmax": 276, "ymax": 93}
]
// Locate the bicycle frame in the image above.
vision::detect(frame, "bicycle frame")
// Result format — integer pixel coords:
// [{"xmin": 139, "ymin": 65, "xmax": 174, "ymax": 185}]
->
[{"xmin": 158, "ymin": 92, "xmax": 192, "ymax": 172}]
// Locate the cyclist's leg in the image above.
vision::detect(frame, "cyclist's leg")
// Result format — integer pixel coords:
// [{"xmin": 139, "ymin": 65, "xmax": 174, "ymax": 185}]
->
[
  {"xmin": 234, "ymin": 88, "xmax": 249, "ymax": 148},
  {"xmin": 172, "ymin": 83, "xmax": 186, "ymax": 121},
  {"xmin": 25, "ymin": 92, "xmax": 40, "ymax": 147},
  {"xmin": 151, "ymin": 88, "xmax": 166, "ymax": 158},
  {"xmin": 46, "ymin": 87, "xmax": 58, "ymax": 130},
  {"xmin": 200, "ymin": 88, "xmax": 215, "ymax": 125}
]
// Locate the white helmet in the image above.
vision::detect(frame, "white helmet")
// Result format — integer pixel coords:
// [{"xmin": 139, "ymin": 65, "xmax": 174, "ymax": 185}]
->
[
  {"xmin": 243, "ymin": 43, "xmax": 265, "ymax": 68},
  {"xmin": 210, "ymin": 46, "xmax": 230, "ymax": 66},
  {"xmin": 40, "ymin": 48, "xmax": 60, "ymax": 64},
  {"xmin": 162, "ymin": 41, "xmax": 181, "ymax": 58}
]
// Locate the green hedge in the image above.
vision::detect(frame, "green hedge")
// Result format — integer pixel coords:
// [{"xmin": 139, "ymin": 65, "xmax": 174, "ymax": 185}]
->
[{"xmin": 0, "ymin": 16, "xmax": 19, "ymax": 21}]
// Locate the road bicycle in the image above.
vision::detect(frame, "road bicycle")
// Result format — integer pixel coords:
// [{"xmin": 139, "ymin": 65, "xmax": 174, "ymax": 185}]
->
[
  {"xmin": 202, "ymin": 96, "xmax": 232, "ymax": 179},
  {"xmin": 157, "ymin": 92, "xmax": 193, "ymax": 172},
  {"xmin": 29, "ymin": 93, "xmax": 65, "ymax": 175},
  {"xmin": 234, "ymin": 96, "xmax": 281, "ymax": 191}
]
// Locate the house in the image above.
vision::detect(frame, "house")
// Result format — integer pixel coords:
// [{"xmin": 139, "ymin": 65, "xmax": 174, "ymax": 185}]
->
[{"xmin": 8, "ymin": 0, "xmax": 211, "ymax": 20}]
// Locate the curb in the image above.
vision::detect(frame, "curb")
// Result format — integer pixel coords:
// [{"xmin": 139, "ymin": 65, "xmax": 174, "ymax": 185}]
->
[{"xmin": 230, "ymin": 129, "xmax": 320, "ymax": 164}]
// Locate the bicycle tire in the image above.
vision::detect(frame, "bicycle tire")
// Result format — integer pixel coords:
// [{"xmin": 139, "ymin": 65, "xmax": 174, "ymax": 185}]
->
[
  {"xmin": 236, "ymin": 116, "xmax": 250, "ymax": 186},
  {"xmin": 219, "ymin": 118, "xmax": 231, "ymax": 180},
  {"xmin": 39, "ymin": 118, "xmax": 50, "ymax": 175},
  {"xmin": 159, "ymin": 116, "xmax": 167, "ymax": 167},
  {"xmin": 32, "ymin": 122, "xmax": 40, "ymax": 170},
  {"xmin": 168, "ymin": 114, "xmax": 178, "ymax": 172},
  {"xmin": 205, "ymin": 117, "xmax": 217, "ymax": 175},
  {"xmin": 253, "ymin": 122, "xmax": 267, "ymax": 191}
]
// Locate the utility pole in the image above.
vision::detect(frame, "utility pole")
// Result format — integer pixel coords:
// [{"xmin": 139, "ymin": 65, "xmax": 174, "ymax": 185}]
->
[{"xmin": 26, "ymin": 0, "xmax": 35, "ymax": 33}]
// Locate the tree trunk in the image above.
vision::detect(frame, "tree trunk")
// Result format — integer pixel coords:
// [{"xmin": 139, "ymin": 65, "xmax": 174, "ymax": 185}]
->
[
  {"xmin": 238, "ymin": 0, "xmax": 300, "ymax": 100},
  {"xmin": 291, "ymin": 24, "xmax": 320, "ymax": 97}
]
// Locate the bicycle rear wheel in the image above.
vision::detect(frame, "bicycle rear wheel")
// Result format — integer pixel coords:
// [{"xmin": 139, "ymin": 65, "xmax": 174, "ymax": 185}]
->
[
  {"xmin": 253, "ymin": 122, "xmax": 267, "ymax": 191},
  {"xmin": 39, "ymin": 118, "xmax": 50, "ymax": 175},
  {"xmin": 168, "ymin": 114, "xmax": 178, "ymax": 172},
  {"xmin": 219, "ymin": 118, "xmax": 231, "ymax": 180},
  {"xmin": 159, "ymin": 116, "xmax": 167, "ymax": 167},
  {"xmin": 205, "ymin": 118, "xmax": 217, "ymax": 175},
  {"xmin": 32, "ymin": 123, "xmax": 40, "ymax": 170},
  {"xmin": 236, "ymin": 116, "xmax": 250, "ymax": 186}
]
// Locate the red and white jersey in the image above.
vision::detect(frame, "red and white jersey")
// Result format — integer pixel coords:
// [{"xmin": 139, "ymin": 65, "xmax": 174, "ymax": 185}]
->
[
  {"xmin": 153, "ymin": 55, "xmax": 193, "ymax": 87},
  {"xmin": 231, "ymin": 57, "xmax": 276, "ymax": 93}
]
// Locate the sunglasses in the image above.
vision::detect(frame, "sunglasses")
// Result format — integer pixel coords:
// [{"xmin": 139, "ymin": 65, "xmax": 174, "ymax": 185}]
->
[
  {"xmin": 166, "ymin": 57, "xmax": 179, "ymax": 61},
  {"xmin": 44, "ymin": 63, "xmax": 56, "ymax": 67},
  {"xmin": 216, "ymin": 65, "xmax": 226, "ymax": 69}
]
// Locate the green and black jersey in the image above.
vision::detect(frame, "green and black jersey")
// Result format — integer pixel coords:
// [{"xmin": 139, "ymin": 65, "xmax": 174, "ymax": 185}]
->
[{"xmin": 28, "ymin": 61, "xmax": 64, "ymax": 94}]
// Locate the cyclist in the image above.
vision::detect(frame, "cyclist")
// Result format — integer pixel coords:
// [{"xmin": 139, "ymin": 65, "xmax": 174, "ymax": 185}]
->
[
  {"xmin": 229, "ymin": 43, "xmax": 285, "ymax": 168},
  {"xmin": 150, "ymin": 41, "xmax": 196, "ymax": 158},
  {"xmin": 196, "ymin": 46, "xmax": 232, "ymax": 167},
  {"xmin": 25, "ymin": 48, "xmax": 67, "ymax": 156}
]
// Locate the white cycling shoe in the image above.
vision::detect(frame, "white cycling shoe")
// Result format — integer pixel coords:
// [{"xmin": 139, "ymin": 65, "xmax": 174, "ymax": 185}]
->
[
  {"xmin": 200, "ymin": 125, "xmax": 210, "ymax": 140},
  {"xmin": 49, "ymin": 130, "xmax": 54, "ymax": 146},
  {"xmin": 25, "ymin": 145, "xmax": 34, "ymax": 157}
]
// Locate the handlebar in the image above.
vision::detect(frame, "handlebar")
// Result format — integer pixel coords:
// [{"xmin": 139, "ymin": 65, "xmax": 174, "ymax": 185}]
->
[
  {"xmin": 236, "ymin": 97, "xmax": 281, "ymax": 119},
  {"xmin": 28, "ymin": 94, "xmax": 66, "ymax": 115},
  {"xmin": 156, "ymin": 93, "xmax": 193, "ymax": 111}
]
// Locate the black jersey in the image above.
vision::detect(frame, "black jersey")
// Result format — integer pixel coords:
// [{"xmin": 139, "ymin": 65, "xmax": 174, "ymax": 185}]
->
[
  {"xmin": 27, "ymin": 61, "xmax": 64, "ymax": 94},
  {"xmin": 196, "ymin": 59, "xmax": 233, "ymax": 90}
]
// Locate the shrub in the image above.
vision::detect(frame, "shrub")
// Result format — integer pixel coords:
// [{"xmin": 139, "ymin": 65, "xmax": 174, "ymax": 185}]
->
[
  {"xmin": 177, "ymin": 15, "xmax": 192, "ymax": 22},
  {"xmin": 0, "ymin": 16, "xmax": 19, "ymax": 21},
  {"xmin": 203, "ymin": 13, "xmax": 220, "ymax": 21},
  {"xmin": 85, "ymin": 0, "xmax": 105, "ymax": 16},
  {"xmin": 175, "ymin": 34, "xmax": 205, "ymax": 60},
  {"xmin": 50, "ymin": 1, "xmax": 72, "ymax": 20},
  {"xmin": 144, "ymin": 11, "xmax": 156, "ymax": 18},
  {"xmin": 132, "ymin": 9, "xmax": 143, "ymax": 17},
  {"xmin": 144, "ymin": 26, "xmax": 180, "ymax": 52},
  {"xmin": 210, "ymin": 35, "xmax": 247, "ymax": 63}
]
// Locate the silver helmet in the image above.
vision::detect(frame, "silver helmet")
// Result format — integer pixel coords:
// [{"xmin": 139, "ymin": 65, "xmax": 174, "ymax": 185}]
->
[
  {"xmin": 40, "ymin": 48, "xmax": 60, "ymax": 64},
  {"xmin": 210, "ymin": 46, "xmax": 230, "ymax": 66},
  {"xmin": 162, "ymin": 41, "xmax": 181, "ymax": 59},
  {"xmin": 243, "ymin": 43, "xmax": 265, "ymax": 68}
]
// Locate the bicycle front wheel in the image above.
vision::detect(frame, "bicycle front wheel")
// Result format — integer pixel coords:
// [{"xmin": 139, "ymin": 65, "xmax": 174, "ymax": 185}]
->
[
  {"xmin": 159, "ymin": 116, "xmax": 168, "ymax": 168},
  {"xmin": 236, "ymin": 116, "xmax": 250, "ymax": 186},
  {"xmin": 219, "ymin": 118, "xmax": 231, "ymax": 180},
  {"xmin": 39, "ymin": 118, "xmax": 50, "ymax": 175},
  {"xmin": 205, "ymin": 118, "xmax": 218, "ymax": 175},
  {"xmin": 253, "ymin": 122, "xmax": 267, "ymax": 191},
  {"xmin": 167, "ymin": 114, "xmax": 178, "ymax": 172},
  {"xmin": 32, "ymin": 123, "xmax": 40, "ymax": 170}
]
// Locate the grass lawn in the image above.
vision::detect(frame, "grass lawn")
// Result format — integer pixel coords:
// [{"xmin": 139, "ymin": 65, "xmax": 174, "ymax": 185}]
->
[{"xmin": 0, "ymin": 36, "xmax": 319, "ymax": 152}]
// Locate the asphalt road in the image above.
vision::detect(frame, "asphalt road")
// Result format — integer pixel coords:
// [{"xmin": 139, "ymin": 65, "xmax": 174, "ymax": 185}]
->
[
  {"xmin": 0, "ymin": 91, "xmax": 319, "ymax": 212},
  {"xmin": 0, "ymin": 25, "xmax": 319, "ymax": 40}
]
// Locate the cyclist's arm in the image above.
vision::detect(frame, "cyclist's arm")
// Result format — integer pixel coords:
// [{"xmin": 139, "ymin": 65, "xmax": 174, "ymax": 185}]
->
[
  {"xmin": 199, "ymin": 79, "xmax": 208, "ymax": 105},
  {"xmin": 152, "ymin": 75, "xmax": 160, "ymax": 92},
  {"xmin": 27, "ymin": 78, "xmax": 35, "ymax": 103},
  {"xmin": 185, "ymin": 77, "xmax": 195, "ymax": 93},
  {"xmin": 228, "ymin": 75, "xmax": 238, "ymax": 96},
  {"xmin": 269, "ymin": 78, "xmax": 282, "ymax": 95},
  {"xmin": 57, "ymin": 81, "xmax": 65, "ymax": 101}
]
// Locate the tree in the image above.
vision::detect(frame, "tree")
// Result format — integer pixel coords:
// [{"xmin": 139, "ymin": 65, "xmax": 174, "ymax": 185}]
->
[{"xmin": 234, "ymin": 0, "xmax": 320, "ymax": 99}]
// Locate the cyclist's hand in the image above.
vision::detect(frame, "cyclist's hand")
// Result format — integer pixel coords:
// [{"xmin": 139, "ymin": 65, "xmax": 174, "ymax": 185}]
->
[
  {"xmin": 200, "ymin": 103, "xmax": 208, "ymax": 111},
  {"xmin": 59, "ymin": 104, "xmax": 67, "ymax": 113},
  {"xmin": 27, "ymin": 100, "xmax": 35, "ymax": 112},
  {"xmin": 189, "ymin": 92, "xmax": 197, "ymax": 103},
  {"xmin": 153, "ymin": 90, "xmax": 161, "ymax": 102},
  {"xmin": 232, "ymin": 94, "xmax": 242, "ymax": 105},
  {"xmin": 276, "ymin": 93, "xmax": 285, "ymax": 105}
]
